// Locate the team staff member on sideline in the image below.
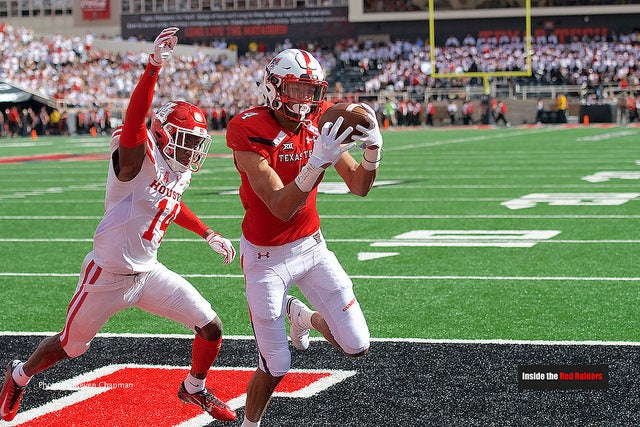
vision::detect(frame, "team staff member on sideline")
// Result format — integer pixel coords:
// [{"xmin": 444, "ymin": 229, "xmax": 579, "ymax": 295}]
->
[
  {"xmin": 226, "ymin": 48, "xmax": 384, "ymax": 426},
  {"xmin": 0, "ymin": 27, "xmax": 237, "ymax": 423}
]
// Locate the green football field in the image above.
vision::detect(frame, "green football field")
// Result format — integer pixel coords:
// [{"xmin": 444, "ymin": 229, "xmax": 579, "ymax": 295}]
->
[{"xmin": 1, "ymin": 125, "xmax": 639, "ymax": 343}]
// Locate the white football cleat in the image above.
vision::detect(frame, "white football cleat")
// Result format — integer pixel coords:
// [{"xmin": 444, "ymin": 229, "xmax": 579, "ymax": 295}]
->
[{"xmin": 286, "ymin": 296, "xmax": 310, "ymax": 351}]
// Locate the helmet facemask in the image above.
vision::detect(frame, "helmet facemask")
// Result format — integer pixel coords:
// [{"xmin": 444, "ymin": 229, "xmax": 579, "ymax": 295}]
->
[
  {"xmin": 278, "ymin": 75, "xmax": 327, "ymax": 121},
  {"xmin": 161, "ymin": 122, "xmax": 212, "ymax": 173},
  {"xmin": 151, "ymin": 101, "xmax": 212, "ymax": 173},
  {"xmin": 258, "ymin": 49, "xmax": 328, "ymax": 122}
]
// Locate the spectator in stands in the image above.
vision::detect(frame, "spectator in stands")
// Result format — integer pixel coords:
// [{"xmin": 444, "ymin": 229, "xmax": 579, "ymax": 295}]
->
[
  {"xmin": 411, "ymin": 101, "xmax": 422, "ymax": 126},
  {"xmin": 4, "ymin": 24, "xmax": 640, "ymax": 130},
  {"xmin": 49, "ymin": 108, "xmax": 61, "ymax": 135},
  {"xmin": 494, "ymin": 99, "xmax": 510, "ymax": 126},
  {"xmin": 397, "ymin": 99, "xmax": 409, "ymax": 126},
  {"xmin": 7, "ymin": 106, "xmax": 22, "ymax": 137},
  {"xmin": 37, "ymin": 106, "xmax": 50, "ymax": 135},
  {"xmin": 556, "ymin": 93, "xmax": 567, "ymax": 123},
  {"xmin": 426, "ymin": 99, "xmax": 435, "ymax": 126},
  {"xmin": 462, "ymin": 99, "xmax": 475, "ymax": 125},
  {"xmin": 626, "ymin": 95, "xmax": 637, "ymax": 123},
  {"xmin": 383, "ymin": 99, "xmax": 397, "ymax": 127},
  {"xmin": 76, "ymin": 110, "xmax": 89, "ymax": 134},
  {"xmin": 447, "ymin": 99, "xmax": 458, "ymax": 125},
  {"xmin": 536, "ymin": 98, "xmax": 544, "ymax": 124}
]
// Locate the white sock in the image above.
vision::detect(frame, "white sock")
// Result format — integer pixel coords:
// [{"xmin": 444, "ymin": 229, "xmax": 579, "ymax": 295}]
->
[
  {"xmin": 183, "ymin": 373, "xmax": 205, "ymax": 394},
  {"xmin": 12, "ymin": 362, "xmax": 31, "ymax": 387},
  {"xmin": 241, "ymin": 416, "xmax": 261, "ymax": 427}
]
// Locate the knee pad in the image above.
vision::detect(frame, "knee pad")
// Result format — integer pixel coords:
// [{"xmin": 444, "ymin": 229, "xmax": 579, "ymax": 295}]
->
[
  {"xmin": 258, "ymin": 346, "xmax": 291, "ymax": 377},
  {"xmin": 333, "ymin": 318, "xmax": 370, "ymax": 356}
]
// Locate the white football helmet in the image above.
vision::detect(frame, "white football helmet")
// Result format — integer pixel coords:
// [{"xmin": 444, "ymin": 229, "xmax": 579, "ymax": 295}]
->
[
  {"xmin": 258, "ymin": 49, "xmax": 328, "ymax": 122},
  {"xmin": 150, "ymin": 101, "xmax": 212, "ymax": 173}
]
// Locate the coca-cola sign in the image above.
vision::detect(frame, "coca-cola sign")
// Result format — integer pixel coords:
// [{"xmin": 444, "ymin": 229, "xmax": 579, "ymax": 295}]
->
[{"xmin": 82, "ymin": 0, "xmax": 110, "ymax": 19}]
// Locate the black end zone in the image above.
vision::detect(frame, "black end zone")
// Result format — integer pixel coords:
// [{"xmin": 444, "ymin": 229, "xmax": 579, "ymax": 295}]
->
[{"xmin": 1, "ymin": 336, "xmax": 639, "ymax": 426}]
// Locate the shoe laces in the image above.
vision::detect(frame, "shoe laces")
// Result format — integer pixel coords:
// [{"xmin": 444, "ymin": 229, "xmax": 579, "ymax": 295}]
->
[
  {"xmin": 198, "ymin": 388, "xmax": 227, "ymax": 410},
  {"xmin": 7, "ymin": 381, "xmax": 25, "ymax": 410}
]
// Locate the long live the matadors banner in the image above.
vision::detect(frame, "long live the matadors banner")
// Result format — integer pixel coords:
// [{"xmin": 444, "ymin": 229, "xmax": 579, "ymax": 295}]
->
[{"xmin": 121, "ymin": 7, "xmax": 352, "ymax": 47}]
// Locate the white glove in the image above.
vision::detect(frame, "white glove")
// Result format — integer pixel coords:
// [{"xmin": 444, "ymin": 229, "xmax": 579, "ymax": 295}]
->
[
  {"xmin": 206, "ymin": 232, "xmax": 236, "ymax": 264},
  {"xmin": 352, "ymin": 103, "xmax": 383, "ymax": 171},
  {"xmin": 309, "ymin": 116, "xmax": 357, "ymax": 169},
  {"xmin": 149, "ymin": 27, "xmax": 179, "ymax": 67},
  {"xmin": 352, "ymin": 103, "xmax": 383, "ymax": 150}
]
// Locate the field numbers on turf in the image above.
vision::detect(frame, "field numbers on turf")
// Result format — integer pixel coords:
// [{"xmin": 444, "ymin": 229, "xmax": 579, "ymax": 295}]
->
[
  {"xmin": 582, "ymin": 172, "xmax": 640, "ymax": 183},
  {"xmin": 220, "ymin": 180, "xmax": 402, "ymax": 195},
  {"xmin": 369, "ymin": 230, "xmax": 560, "ymax": 248},
  {"xmin": 501, "ymin": 193, "xmax": 640, "ymax": 210}
]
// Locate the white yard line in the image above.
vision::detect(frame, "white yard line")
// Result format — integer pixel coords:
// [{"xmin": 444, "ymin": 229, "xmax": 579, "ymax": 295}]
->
[{"xmin": 0, "ymin": 331, "xmax": 638, "ymax": 346}]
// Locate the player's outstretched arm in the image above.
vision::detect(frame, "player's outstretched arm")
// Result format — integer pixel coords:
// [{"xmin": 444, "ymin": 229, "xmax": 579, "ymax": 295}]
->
[
  {"xmin": 174, "ymin": 201, "xmax": 236, "ymax": 264},
  {"xmin": 117, "ymin": 27, "xmax": 179, "ymax": 181}
]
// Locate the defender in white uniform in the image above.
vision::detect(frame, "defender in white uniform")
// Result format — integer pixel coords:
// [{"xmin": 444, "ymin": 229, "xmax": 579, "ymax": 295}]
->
[{"xmin": 0, "ymin": 27, "xmax": 237, "ymax": 423}]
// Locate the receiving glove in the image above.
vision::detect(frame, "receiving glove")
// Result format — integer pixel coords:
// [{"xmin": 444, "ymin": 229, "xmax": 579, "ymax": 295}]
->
[
  {"xmin": 352, "ymin": 103, "xmax": 383, "ymax": 150},
  {"xmin": 149, "ymin": 27, "xmax": 179, "ymax": 67},
  {"xmin": 206, "ymin": 232, "xmax": 236, "ymax": 264},
  {"xmin": 295, "ymin": 117, "xmax": 357, "ymax": 193},
  {"xmin": 352, "ymin": 103, "xmax": 383, "ymax": 171},
  {"xmin": 308, "ymin": 116, "xmax": 357, "ymax": 169}
]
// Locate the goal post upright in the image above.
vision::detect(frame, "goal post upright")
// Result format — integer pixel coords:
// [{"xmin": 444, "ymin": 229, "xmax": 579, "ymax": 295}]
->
[{"xmin": 428, "ymin": 0, "xmax": 532, "ymax": 95}]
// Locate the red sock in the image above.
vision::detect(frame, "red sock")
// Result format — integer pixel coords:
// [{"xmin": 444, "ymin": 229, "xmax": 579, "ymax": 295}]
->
[{"xmin": 191, "ymin": 334, "xmax": 222, "ymax": 375}]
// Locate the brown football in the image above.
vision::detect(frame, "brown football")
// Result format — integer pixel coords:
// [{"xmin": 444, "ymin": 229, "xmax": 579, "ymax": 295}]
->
[{"xmin": 318, "ymin": 102, "xmax": 371, "ymax": 143}]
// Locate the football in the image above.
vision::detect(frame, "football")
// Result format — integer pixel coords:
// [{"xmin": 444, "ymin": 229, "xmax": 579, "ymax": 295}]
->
[{"xmin": 318, "ymin": 102, "xmax": 371, "ymax": 143}]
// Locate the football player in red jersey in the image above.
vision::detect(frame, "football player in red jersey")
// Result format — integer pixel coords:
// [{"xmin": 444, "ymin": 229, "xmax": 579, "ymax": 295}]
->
[
  {"xmin": 226, "ymin": 48, "xmax": 384, "ymax": 426},
  {"xmin": 0, "ymin": 28, "xmax": 237, "ymax": 423}
]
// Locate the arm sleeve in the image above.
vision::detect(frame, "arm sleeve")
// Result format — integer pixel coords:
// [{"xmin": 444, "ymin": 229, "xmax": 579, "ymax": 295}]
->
[
  {"xmin": 173, "ymin": 201, "xmax": 210, "ymax": 237},
  {"xmin": 120, "ymin": 61, "xmax": 162, "ymax": 148}
]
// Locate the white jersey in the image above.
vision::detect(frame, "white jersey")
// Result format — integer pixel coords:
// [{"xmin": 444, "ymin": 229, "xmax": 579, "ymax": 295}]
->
[{"xmin": 93, "ymin": 130, "xmax": 192, "ymax": 274}]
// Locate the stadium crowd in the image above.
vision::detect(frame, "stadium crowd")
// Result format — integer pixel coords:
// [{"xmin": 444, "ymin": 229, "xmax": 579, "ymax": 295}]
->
[{"xmin": 1, "ymin": 23, "xmax": 640, "ymax": 135}]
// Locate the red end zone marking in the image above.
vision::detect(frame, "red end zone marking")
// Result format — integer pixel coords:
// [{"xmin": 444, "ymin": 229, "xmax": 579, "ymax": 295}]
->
[{"xmin": 9, "ymin": 365, "xmax": 354, "ymax": 426}]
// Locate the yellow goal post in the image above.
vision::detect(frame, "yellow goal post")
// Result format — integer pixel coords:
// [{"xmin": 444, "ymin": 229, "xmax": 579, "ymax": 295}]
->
[{"xmin": 428, "ymin": 0, "xmax": 532, "ymax": 94}]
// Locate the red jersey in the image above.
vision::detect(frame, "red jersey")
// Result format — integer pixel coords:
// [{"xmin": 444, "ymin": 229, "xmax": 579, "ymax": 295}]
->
[{"xmin": 226, "ymin": 103, "xmax": 331, "ymax": 246}]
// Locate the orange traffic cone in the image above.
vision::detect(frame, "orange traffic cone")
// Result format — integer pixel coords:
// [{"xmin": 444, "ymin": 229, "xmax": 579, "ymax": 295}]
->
[
  {"xmin": 90, "ymin": 126, "xmax": 97, "ymax": 136},
  {"xmin": 583, "ymin": 115, "xmax": 589, "ymax": 125},
  {"xmin": 31, "ymin": 129, "xmax": 37, "ymax": 140}
]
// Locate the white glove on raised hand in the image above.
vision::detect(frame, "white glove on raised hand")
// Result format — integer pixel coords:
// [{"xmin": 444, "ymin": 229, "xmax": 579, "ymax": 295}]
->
[
  {"xmin": 149, "ymin": 27, "xmax": 179, "ymax": 67},
  {"xmin": 308, "ymin": 116, "xmax": 357, "ymax": 169},
  {"xmin": 352, "ymin": 103, "xmax": 383, "ymax": 150},
  {"xmin": 206, "ymin": 232, "xmax": 236, "ymax": 264}
]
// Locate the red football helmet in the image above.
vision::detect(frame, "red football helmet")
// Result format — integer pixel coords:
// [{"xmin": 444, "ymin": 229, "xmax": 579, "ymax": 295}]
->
[
  {"xmin": 150, "ymin": 101, "xmax": 212, "ymax": 173},
  {"xmin": 258, "ymin": 49, "xmax": 328, "ymax": 122}
]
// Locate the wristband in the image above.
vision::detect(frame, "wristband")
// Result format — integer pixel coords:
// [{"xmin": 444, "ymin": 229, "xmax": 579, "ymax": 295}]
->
[
  {"xmin": 294, "ymin": 163, "xmax": 324, "ymax": 192},
  {"xmin": 361, "ymin": 147, "xmax": 382, "ymax": 171}
]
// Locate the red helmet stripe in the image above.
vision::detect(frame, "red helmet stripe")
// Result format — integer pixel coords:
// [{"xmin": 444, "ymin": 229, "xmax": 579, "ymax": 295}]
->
[{"xmin": 300, "ymin": 50, "xmax": 313, "ymax": 75}]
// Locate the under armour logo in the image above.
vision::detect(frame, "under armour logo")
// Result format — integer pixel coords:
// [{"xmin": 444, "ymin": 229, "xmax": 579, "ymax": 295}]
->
[{"xmin": 257, "ymin": 252, "xmax": 270, "ymax": 259}]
